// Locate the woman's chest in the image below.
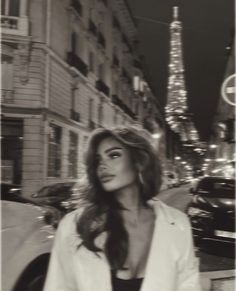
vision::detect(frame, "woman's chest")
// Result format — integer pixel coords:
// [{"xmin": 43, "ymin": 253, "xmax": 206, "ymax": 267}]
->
[{"xmin": 119, "ymin": 219, "xmax": 155, "ymax": 278}]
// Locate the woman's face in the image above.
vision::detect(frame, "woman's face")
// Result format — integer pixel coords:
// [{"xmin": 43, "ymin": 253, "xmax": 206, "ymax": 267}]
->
[{"xmin": 96, "ymin": 137, "xmax": 137, "ymax": 192}]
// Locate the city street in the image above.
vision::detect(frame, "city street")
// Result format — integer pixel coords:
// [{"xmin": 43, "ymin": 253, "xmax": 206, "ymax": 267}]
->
[
  {"xmin": 158, "ymin": 184, "xmax": 235, "ymax": 273},
  {"xmin": 1, "ymin": 0, "xmax": 234, "ymax": 290}
]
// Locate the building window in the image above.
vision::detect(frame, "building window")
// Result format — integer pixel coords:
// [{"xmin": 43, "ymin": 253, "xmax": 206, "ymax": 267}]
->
[
  {"xmin": 98, "ymin": 100, "xmax": 104, "ymax": 125},
  {"xmin": 71, "ymin": 32, "xmax": 77, "ymax": 53},
  {"xmin": 1, "ymin": 0, "xmax": 20, "ymax": 16},
  {"xmin": 2, "ymin": 54, "xmax": 14, "ymax": 102},
  {"xmin": 48, "ymin": 124, "xmax": 62, "ymax": 177},
  {"xmin": 89, "ymin": 51, "xmax": 94, "ymax": 72},
  {"xmin": 2, "ymin": 56, "xmax": 13, "ymax": 89},
  {"xmin": 68, "ymin": 131, "xmax": 78, "ymax": 178},
  {"xmin": 2, "ymin": 119, "xmax": 23, "ymax": 184},
  {"xmin": 98, "ymin": 63, "xmax": 105, "ymax": 80}
]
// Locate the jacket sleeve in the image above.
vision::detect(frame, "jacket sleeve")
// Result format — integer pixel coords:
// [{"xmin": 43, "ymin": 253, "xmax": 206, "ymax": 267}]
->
[
  {"xmin": 43, "ymin": 214, "xmax": 78, "ymax": 291},
  {"xmin": 177, "ymin": 215, "xmax": 202, "ymax": 291}
]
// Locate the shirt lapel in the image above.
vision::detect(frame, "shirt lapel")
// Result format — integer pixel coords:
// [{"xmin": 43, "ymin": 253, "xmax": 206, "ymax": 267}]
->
[{"xmin": 141, "ymin": 200, "xmax": 177, "ymax": 291}]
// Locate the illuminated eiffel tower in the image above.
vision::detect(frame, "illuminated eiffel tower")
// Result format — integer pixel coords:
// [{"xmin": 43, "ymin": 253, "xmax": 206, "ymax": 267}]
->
[{"xmin": 165, "ymin": 6, "xmax": 199, "ymax": 142}]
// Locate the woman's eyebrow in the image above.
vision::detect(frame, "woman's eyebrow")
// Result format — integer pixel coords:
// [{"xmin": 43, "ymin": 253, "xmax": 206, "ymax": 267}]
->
[{"xmin": 104, "ymin": 147, "xmax": 123, "ymax": 154}]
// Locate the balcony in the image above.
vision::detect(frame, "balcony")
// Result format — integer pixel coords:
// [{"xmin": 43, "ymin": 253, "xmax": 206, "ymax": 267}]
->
[
  {"xmin": 122, "ymin": 33, "xmax": 133, "ymax": 53},
  {"xmin": 89, "ymin": 120, "xmax": 96, "ymax": 130},
  {"xmin": 88, "ymin": 19, "xmax": 97, "ymax": 36},
  {"xmin": 1, "ymin": 16, "xmax": 18, "ymax": 29},
  {"xmin": 1, "ymin": 15, "xmax": 29, "ymax": 36},
  {"xmin": 70, "ymin": 0, "xmax": 83, "ymax": 16},
  {"xmin": 134, "ymin": 59, "xmax": 142, "ymax": 70},
  {"xmin": 1, "ymin": 89, "xmax": 14, "ymax": 104},
  {"xmin": 96, "ymin": 79, "xmax": 110, "ymax": 97},
  {"xmin": 67, "ymin": 52, "xmax": 88, "ymax": 76},
  {"xmin": 112, "ymin": 94, "xmax": 136, "ymax": 119},
  {"xmin": 121, "ymin": 68, "xmax": 132, "ymax": 84},
  {"xmin": 112, "ymin": 94, "xmax": 119, "ymax": 105},
  {"xmin": 70, "ymin": 109, "xmax": 80, "ymax": 122},
  {"xmin": 97, "ymin": 32, "xmax": 106, "ymax": 49}
]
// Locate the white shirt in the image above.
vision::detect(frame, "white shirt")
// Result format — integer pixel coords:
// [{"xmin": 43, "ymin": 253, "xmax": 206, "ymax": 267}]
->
[{"xmin": 43, "ymin": 199, "xmax": 202, "ymax": 291}]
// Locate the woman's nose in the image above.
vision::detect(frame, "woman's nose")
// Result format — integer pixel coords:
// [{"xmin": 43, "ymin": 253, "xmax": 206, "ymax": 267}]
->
[{"xmin": 98, "ymin": 159, "xmax": 108, "ymax": 170}]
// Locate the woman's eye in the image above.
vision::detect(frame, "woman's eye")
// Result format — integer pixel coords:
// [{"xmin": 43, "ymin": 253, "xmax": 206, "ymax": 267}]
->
[{"xmin": 109, "ymin": 152, "xmax": 121, "ymax": 159}]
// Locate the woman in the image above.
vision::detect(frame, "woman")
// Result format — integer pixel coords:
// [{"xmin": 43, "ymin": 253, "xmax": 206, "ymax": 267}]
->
[{"xmin": 44, "ymin": 126, "xmax": 202, "ymax": 291}]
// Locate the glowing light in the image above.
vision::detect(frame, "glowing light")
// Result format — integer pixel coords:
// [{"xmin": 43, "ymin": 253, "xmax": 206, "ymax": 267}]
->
[
  {"xmin": 152, "ymin": 132, "xmax": 162, "ymax": 139},
  {"xmin": 165, "ymin": 8, "xmax": 199, "ymax": 142},
  {"xmin": 175, "ymin": 156, "xmax": 181, "ymax": 160}
]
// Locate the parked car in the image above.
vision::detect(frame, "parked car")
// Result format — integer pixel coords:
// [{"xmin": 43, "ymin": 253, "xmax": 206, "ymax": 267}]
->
[
  {"xmin": 1, "ymin": 182, "xmax": 21, "ymax": 196},
  {"xmin": 187, "ymin": 176, "xmax": 235, "ymax": 246},
  {"xmin": 30, "ymin": 182, "xmax": 80, "ymax": 213},
  {"xmin": 165, "ymin": 171, "xmax": 179, "ymax": 188},
  {"xmin": 2, "ymin": 197, "xmax": 58, "ymax": 291}
]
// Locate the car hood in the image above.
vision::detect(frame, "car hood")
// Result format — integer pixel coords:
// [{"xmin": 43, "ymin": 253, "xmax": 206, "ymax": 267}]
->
[
  {"xmin": 2, "ymin": 201, "xmax": 54, "ymax": 264},
  {"xmin": 195, "ymin": 195, "xmax": 235, "ymax": 212}
]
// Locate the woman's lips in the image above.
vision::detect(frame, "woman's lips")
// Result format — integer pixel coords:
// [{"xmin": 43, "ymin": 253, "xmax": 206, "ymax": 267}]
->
[{"xmin": 99, "ymin": 175, "xmax": 115, "ymax": 183}]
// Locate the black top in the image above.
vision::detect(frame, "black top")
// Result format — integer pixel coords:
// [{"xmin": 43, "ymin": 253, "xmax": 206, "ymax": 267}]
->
[{"xmin": 112, "ymin": 274, "xmax": 143, "ymax": 291}]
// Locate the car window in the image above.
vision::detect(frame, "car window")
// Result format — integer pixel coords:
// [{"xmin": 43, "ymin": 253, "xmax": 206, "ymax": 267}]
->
[
  {"xmin": 197, "ymin": 178, "xmax": 235, "ymax": 198},
  {"xmin": 36, "ymin": 185, "xmax": 53, "ymax": 197},
  {"xmin": 35, "ymin": 183, "xmax": 74, "ymax": 197}
]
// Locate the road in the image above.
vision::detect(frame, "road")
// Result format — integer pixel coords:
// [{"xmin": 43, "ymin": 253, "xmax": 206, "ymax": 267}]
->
[{"xmin": 157, "ymin": 184, "xmax": 235, "ymax": 272}]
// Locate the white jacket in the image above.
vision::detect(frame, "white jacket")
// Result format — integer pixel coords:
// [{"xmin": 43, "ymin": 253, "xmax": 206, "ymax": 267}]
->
[{"xmin": 44, "ymin": 199, "xmax": 202, "ymax": 291}]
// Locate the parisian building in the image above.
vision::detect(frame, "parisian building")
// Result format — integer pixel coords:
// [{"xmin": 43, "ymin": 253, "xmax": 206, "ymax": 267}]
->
[
  {"xmin": 1, "ymin": 0, "xmax": 164, "ymax": 196},
  {"xmin": 206, "ymin": 38, "xmax": 235, "ymax": 177}
]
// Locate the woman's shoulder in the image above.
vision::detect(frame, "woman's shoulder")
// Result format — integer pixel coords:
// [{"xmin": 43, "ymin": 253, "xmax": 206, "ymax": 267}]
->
[
  {"xmin": 55, "ymin": 207, "xmax": 84, "ymax": 245},
  {"xmin": 149, "ymin": 198, "xmax": 190, "ymax": 228}
]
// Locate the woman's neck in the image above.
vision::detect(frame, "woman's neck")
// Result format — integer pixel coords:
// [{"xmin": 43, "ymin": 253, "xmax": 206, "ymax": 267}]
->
[{"xmin": 114, "ymin": 183, "xmax": 142, "ymax": 212}]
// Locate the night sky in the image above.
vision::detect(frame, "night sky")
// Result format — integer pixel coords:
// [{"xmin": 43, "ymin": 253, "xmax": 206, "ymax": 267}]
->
[{"xmin": 127, "ymin": 0, "xmax": 234, "ymax": 141}]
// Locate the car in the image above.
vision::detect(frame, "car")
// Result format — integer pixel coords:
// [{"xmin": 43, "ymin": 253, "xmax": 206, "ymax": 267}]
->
[
  {"xmin": 2, "ymin": 197, "xmax": 59, "ymax": 291},
  {"xmin": 165, "ymin": 171, "xmax": 179, "ymax": 188},
  {"xmin": 187, "ymin": 176, "xmax": 235, "ymax": 247},
  {"xmin": 1, "ymin": 182, "xmax": 21, "ymax": 196},
  {"xmin": 30, "ymin": 182, "xmax": 80, "ymax": 213}
]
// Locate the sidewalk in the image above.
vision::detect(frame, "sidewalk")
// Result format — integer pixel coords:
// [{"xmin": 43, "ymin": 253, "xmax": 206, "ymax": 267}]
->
[{"xmin": 200, "ymin": 269, "xmax": 235, "ymax": 291}]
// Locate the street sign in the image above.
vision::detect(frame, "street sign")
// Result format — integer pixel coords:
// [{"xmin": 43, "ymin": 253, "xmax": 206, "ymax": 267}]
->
[{"xmin": 221, "ymin": 74, "xmax": 236, "ymax": 106}]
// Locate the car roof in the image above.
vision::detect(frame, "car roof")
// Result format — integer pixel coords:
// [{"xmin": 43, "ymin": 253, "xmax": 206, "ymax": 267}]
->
[{"xmin": 199, "ymin": 176, "xmax": 235, "ymax": 182}]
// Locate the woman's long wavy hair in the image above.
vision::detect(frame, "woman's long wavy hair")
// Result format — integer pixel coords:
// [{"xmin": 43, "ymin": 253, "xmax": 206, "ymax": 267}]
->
[{"xmin": 76, "ymin": 126, "xmax": 162, "ymax": 271}]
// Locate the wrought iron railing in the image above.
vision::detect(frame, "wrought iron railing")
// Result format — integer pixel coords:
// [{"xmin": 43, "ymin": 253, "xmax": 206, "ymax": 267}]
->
[
  {"xmin": 1, "ymin": 89, "xmax": 14, "ymax": 104},
  {"xmin": 96, "ymin": 79, "xmax": 110, "ymax": 96},
  {"xmin": 71, "ymin": 0, "xmax": 83, "ymax": 16},
  {"xmin": 97, "ymin": 32, "xmax": 106, "ymax": 49},
  {"xmin": 1, "ymin": 16, "xmax": 18, "ymax": 29},
  {"xmin": 88, "ymin": 19, "xmax": 97, "ymax": 36},
  {"xmin": 67, "ymin": 52, "xmax": 88, "ymax": 76}
]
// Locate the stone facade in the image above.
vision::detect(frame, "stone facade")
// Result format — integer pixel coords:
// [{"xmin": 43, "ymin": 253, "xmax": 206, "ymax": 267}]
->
[{"xmin": 1, "ymin": 0, "xmax": 164, "ymax": 196}]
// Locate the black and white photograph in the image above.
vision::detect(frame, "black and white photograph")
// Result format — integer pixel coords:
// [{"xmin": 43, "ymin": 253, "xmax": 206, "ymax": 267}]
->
[{"xmin": 1, "ymin": 0, "xmax": 235, "ymax": 291}]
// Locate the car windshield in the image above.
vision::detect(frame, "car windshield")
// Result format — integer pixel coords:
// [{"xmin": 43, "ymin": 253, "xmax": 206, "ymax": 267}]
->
[
  {"xmin": 196, "ymin": 178, "xmax": 235, "ymax": 198},
  {"xmin": 35, "ymin": 183, "xmax": 75, "ymax": 197}
]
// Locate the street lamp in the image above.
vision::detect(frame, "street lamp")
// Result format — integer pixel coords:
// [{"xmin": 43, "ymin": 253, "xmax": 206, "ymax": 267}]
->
[
  {"xmin": 175, "ymin": 156, "xmax": 181, "ymax": 160},
  {"xmin": 152, "ymin": 132, "xmax": 162, "ymax": 139}
]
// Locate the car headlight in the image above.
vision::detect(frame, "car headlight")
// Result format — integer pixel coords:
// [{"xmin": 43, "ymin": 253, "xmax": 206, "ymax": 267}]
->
[{"xmin": 187, "ymin": 207, "xmax": 212, "ymax": 218}]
